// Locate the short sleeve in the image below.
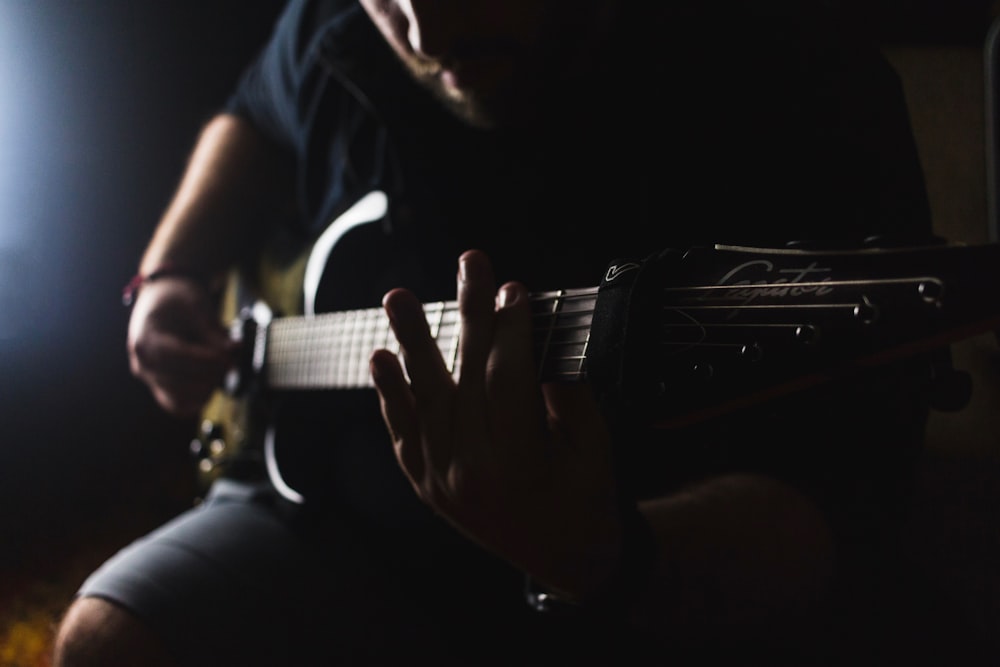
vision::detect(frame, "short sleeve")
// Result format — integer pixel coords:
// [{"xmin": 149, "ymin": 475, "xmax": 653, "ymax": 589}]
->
[{"xmin": 224, "ymin": 0, "xmax": 312, "ymax": 150}]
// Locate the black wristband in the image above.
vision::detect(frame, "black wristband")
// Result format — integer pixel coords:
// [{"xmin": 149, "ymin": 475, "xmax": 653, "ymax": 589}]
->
[{"xmin": 525, "ymin": 500, "xmax": 657, "ymax": 615}]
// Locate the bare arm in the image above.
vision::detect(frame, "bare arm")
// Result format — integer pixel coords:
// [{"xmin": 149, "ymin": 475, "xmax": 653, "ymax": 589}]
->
[
  {"xmin": 138, "ymin": 113, "xmax": 293, "ymax": 276},
  {"xmin": 636, "ymin": 472, "xmax": 833, "ymax": 638},
  {"xmin": 127, "ymin": 113, "xmax": 294, "ymax": 416}
]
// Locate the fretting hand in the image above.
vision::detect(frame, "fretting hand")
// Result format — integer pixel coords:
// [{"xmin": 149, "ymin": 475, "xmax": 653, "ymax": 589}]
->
[{"xmin": 370, "ymin": 249, "xmax": 625, "ymax": 599}]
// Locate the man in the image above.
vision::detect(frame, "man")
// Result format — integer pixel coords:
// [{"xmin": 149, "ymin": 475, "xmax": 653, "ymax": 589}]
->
[{"xmin": 54, "ymin": 0, "xmax": 936, "ymax": 665}]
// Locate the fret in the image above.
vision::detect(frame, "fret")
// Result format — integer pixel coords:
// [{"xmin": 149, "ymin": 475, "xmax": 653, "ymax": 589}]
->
[
  {"xmin": 346, "ymin": 310, "xmax": 361, "ymax": 385},
  {"xmin": 312, "ymin": 319, "xmax": 329, "ymax": 385},
  {"xmin": 578, "ymin": 324, "xmax": 591, "ymax": 379},
  {"xmin": 360, "ymin": 307, "xmax": 379, "ymax": 385},
  {"xmin": 335, "ymin": 310, "xmax": 352, "ymax": 386},
  {"xmin": 426, "ymin": 302, "xmax": 444, "ymax": 339},
  {"xmin": 358, "ymin": 308, "xmax": 372, "ymax": 384},
  {"xmin": 345, "ymin": 312, "xmax": 362, "ymax": 385},
  {"xmin": 530, "ymin": 288, "xmax": 596, "ymax": 383},
  {"xmin": 422, "ymin": 301, "xmax": 459, "ymax": 374},
  {"xmin": 324, "ymin": 313, "xmax": 346, "ymax": 386},
  {"xmin": 377, "ymin": 310, "xmax": 396, "ymax": 355},
  {"xmin": 535, "ymin": 290, "xmax": 562, "ymax": 382},
  {"xmin": 260, "ymin": 288, "xmax": 598, "ymax": 390}
]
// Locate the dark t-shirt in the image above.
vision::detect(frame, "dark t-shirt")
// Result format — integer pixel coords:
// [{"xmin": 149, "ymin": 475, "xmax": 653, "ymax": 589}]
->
[{"xmin": 224, "ymin": 0, "xmax": 934, "ymax": 606}]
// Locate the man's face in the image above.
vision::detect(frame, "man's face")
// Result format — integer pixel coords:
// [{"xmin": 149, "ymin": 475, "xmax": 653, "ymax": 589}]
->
[{"xmin": 358, "ymin": 0, "xmax": 603, "ymax": 129}]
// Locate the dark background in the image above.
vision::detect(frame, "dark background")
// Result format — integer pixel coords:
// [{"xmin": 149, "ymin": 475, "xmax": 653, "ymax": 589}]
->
[
  {"xmin": 0, "ymin": 0, "xmax": 997, "ymax": 565},
  {"xmin": 0, "ymin": 0, "xmax": 287, "ymax": 562}
]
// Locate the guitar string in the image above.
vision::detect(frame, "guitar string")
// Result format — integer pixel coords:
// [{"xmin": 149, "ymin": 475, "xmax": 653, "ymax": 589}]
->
[
  {"xmin": 265, "ymin": 271, "xmax": 928, "ymax": 336},
  {"xmin": 262, "ymin": 276, "xmax": 936, "ymax": 386},
  {"xmin": 267, "ymin": 275, "xmax": 919, "ymax": 349}
]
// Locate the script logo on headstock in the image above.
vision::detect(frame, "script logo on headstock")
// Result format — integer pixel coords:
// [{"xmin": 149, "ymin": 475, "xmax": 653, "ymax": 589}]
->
[{"xmin": 715, "ymin": 260, "xmax": 835, "ymax": 305}]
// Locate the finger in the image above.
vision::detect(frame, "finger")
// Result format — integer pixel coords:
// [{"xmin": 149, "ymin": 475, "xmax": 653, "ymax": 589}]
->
[
  {"xmin": 370, "ymin": 349, "xmax": 425, "ymax": 485},
  {"xmin": 454, "ymin": 249, "xmax": 497, "ymax": 394},
  {"xmin": 382, "ymin": 288, "xmax": 451, "ymax": 394},
  {"xmin": 382, "ymin": 287, "xmax": 455, "ymax": 474},
  {"xmin": 487, "ymin": 282, "xmax": 545, "ymax": 444}
]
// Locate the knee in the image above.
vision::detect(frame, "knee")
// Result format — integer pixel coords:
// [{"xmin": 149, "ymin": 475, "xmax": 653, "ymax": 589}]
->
[{"xmin": 53, "ymin": 596, "xmax": 175, "ymax": 667}]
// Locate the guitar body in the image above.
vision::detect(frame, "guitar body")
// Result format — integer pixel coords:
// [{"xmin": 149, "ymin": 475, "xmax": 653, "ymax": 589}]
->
[{"xmin": 196, "ymin": 192, "xmax": 459, "ymax": 506}]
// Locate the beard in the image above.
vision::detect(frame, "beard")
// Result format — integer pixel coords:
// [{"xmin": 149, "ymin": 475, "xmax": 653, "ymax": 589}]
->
[
  {"xmin": 405, "ymin": 60, "xmax": 535, "ymax": 130},
  {"xmin": 393, "ymin": 41, "xmax": 549, "ymax": 130},
  {"xmin": 388, "ymin": 2, "xmax": 610, "ymax": 130}
]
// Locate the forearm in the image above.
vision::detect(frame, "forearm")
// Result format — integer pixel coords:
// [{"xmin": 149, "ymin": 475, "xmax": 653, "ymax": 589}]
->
[
  {"xmin": 139, "ymin": 113, "xmax": 294, "ymax": 277},
  {"xmin": 633, "ymin": 473, "xmax": 834, "ymax": 639}
]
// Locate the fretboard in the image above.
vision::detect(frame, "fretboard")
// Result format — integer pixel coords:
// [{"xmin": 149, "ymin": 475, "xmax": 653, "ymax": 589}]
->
[{"xmin": 262, "ymin": 287, "xmax": 600, "ymax": 390}]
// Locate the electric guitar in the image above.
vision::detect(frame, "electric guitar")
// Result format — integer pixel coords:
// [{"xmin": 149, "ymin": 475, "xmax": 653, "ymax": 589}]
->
[{"xmin": 191, "ymin": 190, "xmax": 1000, "ymax": 503}]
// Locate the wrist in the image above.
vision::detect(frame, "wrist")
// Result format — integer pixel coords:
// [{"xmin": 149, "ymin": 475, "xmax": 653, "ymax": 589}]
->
[
  {"xmin": 526, "ymin": 499, "xmax": 658, "ymax": 615},
  {"xmin": 122, "ymin": 264, "xmax": 215, "ymax": 306}
]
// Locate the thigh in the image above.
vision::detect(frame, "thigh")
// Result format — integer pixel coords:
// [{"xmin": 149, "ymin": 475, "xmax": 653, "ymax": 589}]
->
[
  {"xmin": 77, "ymin": 478, "xmax": 653, "ymax": 666},
  {"xmin": 77, "ymin": 479, "xmax": 352, "ymax": 666}
]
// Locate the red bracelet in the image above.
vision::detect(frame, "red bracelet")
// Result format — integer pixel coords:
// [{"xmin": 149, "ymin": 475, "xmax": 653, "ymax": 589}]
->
[{"xmin": 121, "ymin": 265, "xmax": 203, "ymax": 306}]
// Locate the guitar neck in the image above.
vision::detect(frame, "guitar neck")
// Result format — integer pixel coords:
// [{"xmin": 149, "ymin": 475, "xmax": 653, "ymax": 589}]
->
[
  {"xmin": 241, "ymin": 240, "xmax": 1000, "ymax": 428},
  {"xmin": 260, "ymin": 287, "xmax": 600, "ymax": 390}
]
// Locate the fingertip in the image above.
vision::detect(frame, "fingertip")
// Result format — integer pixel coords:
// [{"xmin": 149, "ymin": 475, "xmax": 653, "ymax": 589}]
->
[
  {"xmin": 381, "ymin": 289, "xmax": 407, "ymax": 331},
  {"xmin": 381, "ymin": 288, "xmax": 400, "ymax": 312},
  {"xmin": 458, "ymin": 249, "xmax": 492, "ymax": 284},
  {"xmin": 497, "ymin": 281, "xmax": 526, "ymax": 309},
  {"xmin": 369, "ymin": 348, "xmax": 395, "ymax": 383},
  {"xmin": 382, "ymin": 287, "xmax": 421, "ymax": 316},
  {"xmin": 458, "ymin": 248, "xmax": 485, "ymax": 265}
]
